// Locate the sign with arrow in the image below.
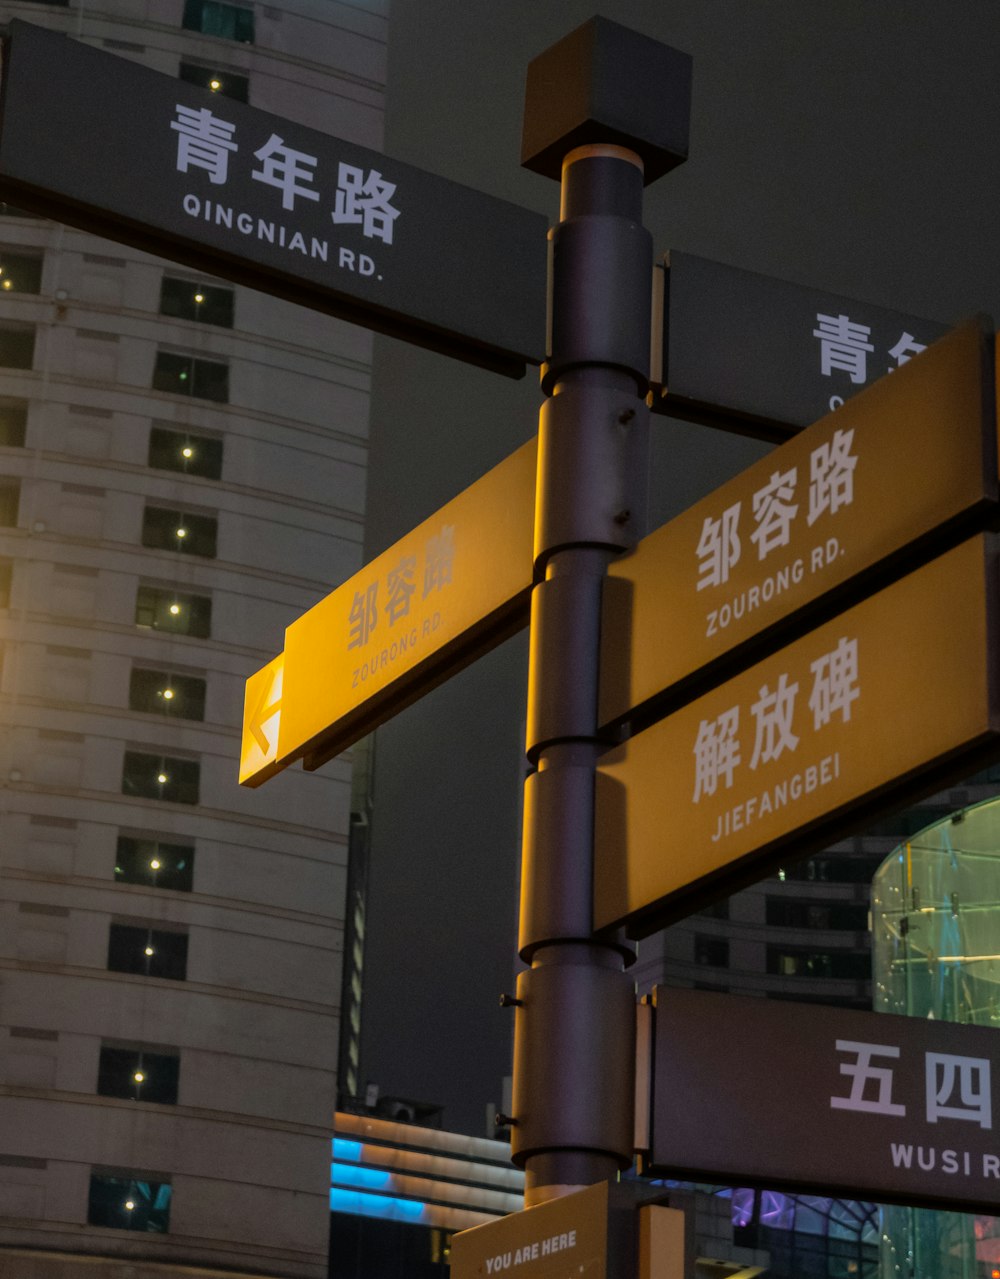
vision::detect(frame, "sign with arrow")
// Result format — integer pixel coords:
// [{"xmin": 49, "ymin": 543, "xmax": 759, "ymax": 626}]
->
[{"xmin": 240, "ymin": 439, "xmax": 536, "ymax": 785}]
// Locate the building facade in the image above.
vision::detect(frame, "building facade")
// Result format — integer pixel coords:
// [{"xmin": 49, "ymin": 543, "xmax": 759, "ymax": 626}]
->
[{"xmin": 0, "ymin": 1, "xmax": 386, "ymax": 1276}]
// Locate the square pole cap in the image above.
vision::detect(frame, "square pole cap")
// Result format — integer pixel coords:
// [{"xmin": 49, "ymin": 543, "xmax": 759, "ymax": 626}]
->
[{"xmin": 522, "ymin": 16, "xmax": 692, "ymax": 185}]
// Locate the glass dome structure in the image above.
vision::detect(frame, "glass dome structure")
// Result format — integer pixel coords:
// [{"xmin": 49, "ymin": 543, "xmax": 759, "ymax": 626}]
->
[{"xmin": 872, "ymin": 795, "xmax": 1000, "ymax": 1279}]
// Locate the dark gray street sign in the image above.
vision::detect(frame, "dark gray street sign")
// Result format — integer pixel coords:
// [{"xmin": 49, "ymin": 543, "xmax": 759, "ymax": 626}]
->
[
  {"xmin": 0, "ymin": 22, "xmax": 547, "ymax": 376},
  {"xmin": 647, "ymin": 987, "xmax": 1000, "ymax": 1214},
  {"xmin": 651, "ymin": 251, "xmax": 950, "ymax": 439}
]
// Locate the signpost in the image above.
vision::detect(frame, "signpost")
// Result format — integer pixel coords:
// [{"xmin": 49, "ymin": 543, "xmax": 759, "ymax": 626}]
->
[
  {"xmin": 0, "ymin": 21, "xmax": 548, "ymax": 376},
  {"xmin": 20, "ymin": 9, "xmax": 1000, "ymax": 1262},
  {"xmin": 645, "ymin": 986, "xmax": 1000, "ymax": 1214},
  {"xmin": 650, "ymin": 250, "xmax": 950, "ymax": 439},
  {"xmin": 239, "ymin": 438, "xmax": 536, "ymax": 785},
  {"xmin": 596, "ymin": 534, "xmax": 1000, "ymax": 936},
  {"xmin": 600, "ymin": 317, "xmax": 997, "ymax": 731}
]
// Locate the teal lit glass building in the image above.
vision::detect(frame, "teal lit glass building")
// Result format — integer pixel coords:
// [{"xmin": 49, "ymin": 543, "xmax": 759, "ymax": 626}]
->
[{"xmin": 873, "ymin": 795, "xmax": 1000, "ymax": 1279}]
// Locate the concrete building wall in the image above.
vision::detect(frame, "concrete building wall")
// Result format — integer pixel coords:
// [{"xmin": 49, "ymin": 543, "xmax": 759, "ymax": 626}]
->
[{"xmin": 0, "ymin": 0, "xmax": 387, "ymax": 1275}]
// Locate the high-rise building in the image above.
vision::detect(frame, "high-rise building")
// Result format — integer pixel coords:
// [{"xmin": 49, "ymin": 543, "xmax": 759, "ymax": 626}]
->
[{"xmin": 0, "ymin": 2, "xmax": 386, "ymax": 1277}]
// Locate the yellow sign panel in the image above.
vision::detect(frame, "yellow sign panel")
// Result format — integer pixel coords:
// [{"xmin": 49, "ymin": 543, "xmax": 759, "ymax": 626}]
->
[
  {"xmin": 595, "ymin": 535, "xmax": 1000, "ymax": 936},
  {"xmin": 240, "ymin": 438, "xmax": 536, "ymax": 786},
  {"xmin": 451, "ymin": 1182, "xmax": 608, "ymax": 1279},
  {"xmin": 600, "ymin": 320, "xmax": 996, "ymax": 727}
]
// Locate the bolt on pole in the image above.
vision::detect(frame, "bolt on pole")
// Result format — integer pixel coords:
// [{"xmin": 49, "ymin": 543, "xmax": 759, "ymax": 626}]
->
[{"xmin": 510, "ymin": 18, "xmax": 692, "ymax": 1208}]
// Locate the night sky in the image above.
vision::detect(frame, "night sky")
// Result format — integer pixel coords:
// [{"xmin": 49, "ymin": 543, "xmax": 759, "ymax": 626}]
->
[{"xmin": 358, "ymin": 1, "xmax": 1000, "ymax": 1135}]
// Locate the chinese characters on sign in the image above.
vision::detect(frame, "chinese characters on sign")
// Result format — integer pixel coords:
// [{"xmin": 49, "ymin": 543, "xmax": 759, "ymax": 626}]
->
[
  {"xmin": 346, "ymin": 525, "xmax": 455, "ymax": 665},
  {"xmin": 692, "ymin": 636, "xmax": 857, "ymax": 810},
  {"xmin": 831, "ymin": 1040, "xmax": 992, "ymax": 1132},
  {"xmin": 695, "ymin": 428, "xmax": 856, "ymax": 590},
  {"xmin": 813, "ymin": 311, "xmax": 926, "ymax": 393},
  {"xmin": 172, "ymin": 103, "xmax": 401, "ymax": 241}
]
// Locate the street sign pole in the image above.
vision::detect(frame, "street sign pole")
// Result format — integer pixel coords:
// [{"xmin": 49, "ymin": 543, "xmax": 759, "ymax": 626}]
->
[{"xmin": 510, "ymin": 19, "xmax": 691, "ymax": 1208}]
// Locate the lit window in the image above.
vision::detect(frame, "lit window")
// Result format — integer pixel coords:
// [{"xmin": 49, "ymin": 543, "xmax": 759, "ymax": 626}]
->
[
  {"xmin": 149, "ymin": 426, "xmax": 223, "ymax": 480},
  {"xmin": 152, "ymin": 350, "xmax": 228, "ymax": 402},
  {"xmin": 88, "ymin": 1172, "xmax": 171, "ymax": 1232},
  {"xmin": 135, "ymin": 585, "xmax": 211, "ymax": 638},
  {"xmin": 97, "ymin": 1044, "xmax": 180, "ymax": 1104},
  {"xmin": 122, "ymin": 751, "xmax": 200, "ymax": 805},
  {"xmin": 0, "ymin": 250, "xmax": 42, "ymax": 295},
  {"xmin": 159, "ymin": 277, "xmax": 235, "ymax": 327},
  {"xmin": 178, "ymin": 62, "xmax": 249, "ymax": 101},
  {"xmin": 115, "ymin": 836, "xmax": 194, "ymax": 892},
  {"xmin": 107, "ymin": 922, "xmax": 188, "ymax": 981},
  {"xmin": 182, "ymin": 0, "xmax": 254, "ymax": 43},
  {"xmin": 129, "ymin": 668, "xmax": 206, "ymax": 722},
  {"xmin": 141, "ymin": 506, "xmax": 217, "ymax": 558}
]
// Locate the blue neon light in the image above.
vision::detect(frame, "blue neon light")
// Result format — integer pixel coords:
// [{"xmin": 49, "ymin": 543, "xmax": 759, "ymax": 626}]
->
[
  {"xmin": 332, "ymin": 1138, "xmax": 363, "ymax": 1162},
  {"xmin": 329, "ymin": 1187, "xmax": 426, "ymax": 1221},
  {"xmin": 331, "ymin": 1161, "xmax": 392, "ymax": 1191}
]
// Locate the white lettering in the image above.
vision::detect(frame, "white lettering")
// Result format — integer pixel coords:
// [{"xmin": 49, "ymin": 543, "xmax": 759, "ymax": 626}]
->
[{"xmin": 891, "ymin": 1143, "xmax": 913, "ymax": 1168}]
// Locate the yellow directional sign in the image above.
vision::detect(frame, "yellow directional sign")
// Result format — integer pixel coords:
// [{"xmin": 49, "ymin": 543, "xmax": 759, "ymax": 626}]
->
[
  {"xmin": 600, "ymin": 319, "xmax": 996, "ymax": 729},
  {"xmin": 240, "ymin": 439, "xmax": 537, "ymax": 786},
  {"xmin": 595, "ymin": 535, "xmax": 1000, "ymax": 936}
]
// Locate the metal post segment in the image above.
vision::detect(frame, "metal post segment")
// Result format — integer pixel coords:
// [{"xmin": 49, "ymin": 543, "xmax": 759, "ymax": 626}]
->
[{"xmin": 512, "ymin": 144, "xmax": 651, "ymax": 1206}]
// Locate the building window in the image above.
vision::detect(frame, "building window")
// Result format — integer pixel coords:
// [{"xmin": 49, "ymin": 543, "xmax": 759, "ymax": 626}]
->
[
  {"xmin": 0, "ymin": 479, "xmax": 20, "ymax": 527},
  {"xmin": 766, "ymin": 947, "xmax": 871, "ymax": 980},
  {"xmin": 115, "ymin": 836, "xmax": 194, "ymax": 892},
  {"xmin": 108, "ymin": 922, "xmax": 188, "ymax": 981},
  {"xmin": 88, "ymin": 1172, "xmax": 172, "ymax": 1232},
  {"xmin": 129, "ymin": 668, "xmax": 206, "ymax": 722},
  {"xmin": 765, "ymin": 898, "xmax": 869, "ymax": 930},
  {"xmin": 122, "ymin": 751, "xmax": 200, "ymax": 805},
  {"xmin": 178, "ymin": 61, "xmax": 249, "ymax": 101},
  {"xmin": 98, "ymin": 1044, "xmax": 180, "ymax": 1104},
  {"xmin": 182, "ymin": 0, "xmax": 254, "ymax": 43},
  {"xmin": 0, "ymin": 250, "xmax": 42, "ymax": 295},
  {"xmin": 148, "ymin": 426, "xmax": 223, "ymax": 480},
  {"xmin": 152, "ymin": 351, "xmax": 228, "ymax": 402},
  {"xmin": 159, "ymin": 277, "xmax": 235, "ymax": 327},
  {"xmin": 0, "ymin": 559, "xmax": 11, "ymax": 607},
  {"xmin": 0, "ymin": 324, "xmax": 35, "ymax": 369},
  {"xmin": 141, "ymin": 506, "xmax": 217, "ymax": 558},
  {"xmin": 135, "ymin": 585, "xmax": 211, "ymax": 639},
  {"xmin": 0, "ymin": 400, "xmax": 27, "ymax": 446},
  {"xmin": 694, "ymin": 935, "xmax": 729, "ymax": 967}
]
